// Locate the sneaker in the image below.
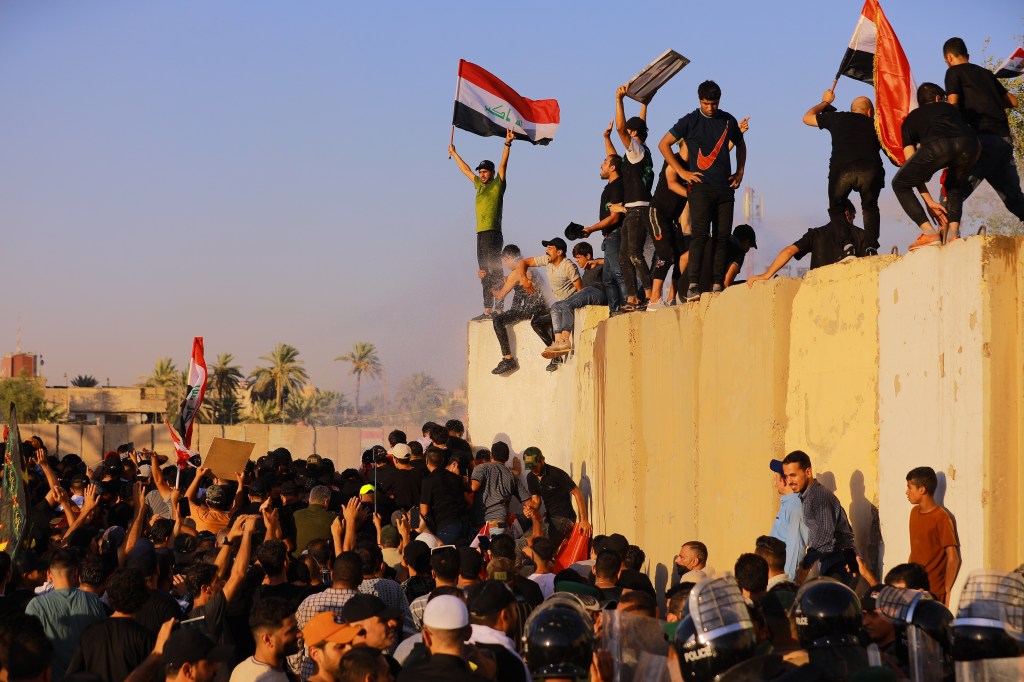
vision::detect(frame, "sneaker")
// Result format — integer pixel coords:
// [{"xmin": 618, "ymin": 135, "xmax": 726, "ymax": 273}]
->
[
  {"xmin": 545, "ymin": 357, "xmax": 563, "ymax": 372},
  {"xmin": 840, "ymin": 244, "xmax": 857, "ymax": 263},
  {"xmin": 908, "ymin": 231, "xmax": 941, "ymax": 251},
  {"xmin": 541, "ymin": 340, "xmax": 571, "ymax": 359},
  {"xmin": 646, "ymin": 299, "xmax": 667, "ymax": 311},
  {"xmin": 945, "ymin": 230, "xmax": 961, "ymax": 244},
  {"xmin": 685, "ymin": 284, "xmax": 700, "ymax": 302},
  {"xmin": 711, "ymin": 284, "xmax": 724, "ymax": 294},
  {"xmin": 491, "ymin": 358, "xmax": 519, "ymax": 375},
  {"xmin": 471, "ymin": 312, "xmax": 493, "ymax": 322},
  {"xmin": 865, "ymin": 247, "xmax": 879, "ymax": 257}
]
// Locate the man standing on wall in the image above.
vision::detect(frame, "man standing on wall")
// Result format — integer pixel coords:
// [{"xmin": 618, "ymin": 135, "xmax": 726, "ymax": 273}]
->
[
  {"xmin": 613, "ymin": 84, "xmax": 655, "ymax": 312},
  {"xmin": 943, "ymin": 37, "xmax": 1024, "ymax": 235},
  {"xmin": 581, "ymin": 128, "xmax": 627, "ymax": 312},
  {"xmin": 449, "ymin": 128, "xmax": 516, "ymax": 321},
  {"xmin": 658, "ymin": 80, "xmax": 746, "ymax": 302},
  {"xmin": 802, "ymin": 90, "xmax": 885, "ymax": 257}
]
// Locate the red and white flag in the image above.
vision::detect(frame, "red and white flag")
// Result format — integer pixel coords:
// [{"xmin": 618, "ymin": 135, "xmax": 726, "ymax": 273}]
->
[
  {"xmin": 994, "ymin": 47, "xmax": 1024, "ymax": 79},
  {"xmin": 836, "ymin": 0, "xmax": 917, "ymax": 164},
  {"xmin": 453, "ymin": 60, "xmax": 560, "ymax": 145},
  {"xmin": 166, "ymin": 337, "xmax": 207, "ymax": 467}
]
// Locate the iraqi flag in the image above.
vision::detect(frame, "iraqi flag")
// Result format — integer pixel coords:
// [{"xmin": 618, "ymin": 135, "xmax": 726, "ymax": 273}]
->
[
  {"xmin": 836, "ymin": 0, "xmax": 917, "ymax": 165},
  {"xmin": 453, "ymin": 60, "xmax": 560, "ymax": 145},
  {"xmin": 994, "ymin": 47, "xmax": 1024, "ymax": 79},
  {"xmin": 166, "ymin": 337, "xmax": 207, "ymax": 467}
]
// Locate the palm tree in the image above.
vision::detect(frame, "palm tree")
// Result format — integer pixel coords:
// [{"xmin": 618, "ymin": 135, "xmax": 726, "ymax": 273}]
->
[
  {"xmin": 209, "ymin": 353, "xmax": 244, "ymax": 401},
  {"xmin": 247, "ymin": 399, "xmax": 282, "ymax": 424},
  {"xmin": 250, "ymin": 343, "xmax": 309, "ymax": 412},
  {"xmin": 70, "ymin": 374, "xmax": 98, "ymax": 388},
  {"xmin": 139, "ymin": 357, "xmax": 179, "ymax": 389},
  {"xmin": 396, "ymin": 372, "xmax": 446, "ymax": 422},
  {"xmin": 335, "ymin": 342, "xmax": 382, "ymax": 419}
]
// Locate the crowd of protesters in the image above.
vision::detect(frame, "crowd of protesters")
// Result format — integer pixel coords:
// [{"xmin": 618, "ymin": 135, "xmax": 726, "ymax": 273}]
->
[
  {"xmin": 452, "ymin": 37, "xmax": 1023, "ymax": 376},
  {"xmin": 1, "ymin": 423, "xmax": 1021, "ymax": 682}
]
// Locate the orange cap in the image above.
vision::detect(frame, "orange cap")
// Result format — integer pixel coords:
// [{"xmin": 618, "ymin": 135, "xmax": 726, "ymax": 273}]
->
[{"xmin": 302, "ymin": 612, "xmax": 360, "ymax": 647}]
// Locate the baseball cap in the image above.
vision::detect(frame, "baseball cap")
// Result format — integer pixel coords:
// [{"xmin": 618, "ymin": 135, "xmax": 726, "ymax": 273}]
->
[
  {"xmin": 415, "ymin": 533, "xmax": 441, "ymax": 550},
  {"xmin": 734, "ymin": 223, "xmax": 758, "ymax": 248},
  {"xmin": 303, "ymin": 612, "xmax": 361, "ymax": 647},
  {"xmin": 204, "ymin": 485, "xmax": 228, "ymax": 508},
  {"xmin": 389, "ymin": 443, "xmax": 412, "ymax": 461},
  {"xmin": 423, "ymin": 594, "xmax": 469, "ymax": 629},
  {"xmin": 769, "ymin": 459, "xmax": 785, "ymax": 476},
  {"xmin": 604, "ymin": 533, "xmax": 629, "ymax": 557},
  {"xmin": 522, "ymin": 446, "xmax": 542, "ymax": 470},
  {"xmin": 341, "ymin": 594, "xmax": 402, "ymax": 624},
  {"xmin": 475, "ymin": 159, "xmax": 495, "ymax": 172},
  {"xmin": 136, "ymin": 464, "xmax": 153, "ymax": 479},
  {"xmin": 541, "ymin": 237, "xmax": 568, "ymax": 254},
  {"xmin": 467, "ymin": 580, "xmax": 516, "ymax": 618},
  {"xmin": 359, "ymin": 484, "xmax": 375, "ymax": 496},
  {"xmin": 163, "ymin": 629, "xmax": 233, "ymax": 668},
  {"xmin": 861, "ymin": 584, "xmax": 885, "ymax": 612}
]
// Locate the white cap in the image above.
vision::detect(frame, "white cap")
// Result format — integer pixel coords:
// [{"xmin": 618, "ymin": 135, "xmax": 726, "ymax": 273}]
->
[
  {"xmin": 416, "ymin": 533, "xmax": 441, "ymax": 549},
  {"xmin": 423, "ymin": 595, "xmax": 469, "ymax": 630},
  {"xmin": 389, "ymin": 443, "xmax": 412, "ymax": 460}
]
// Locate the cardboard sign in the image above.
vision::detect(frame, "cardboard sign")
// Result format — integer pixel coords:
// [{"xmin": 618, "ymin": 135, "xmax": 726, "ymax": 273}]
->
[
  {"xmin": 203, "ymin": 437, "xmax": 256, "ymax": 481},
  {"xmin": 626, "ymin": 50, "xmax": 690, "ymax": 103}
]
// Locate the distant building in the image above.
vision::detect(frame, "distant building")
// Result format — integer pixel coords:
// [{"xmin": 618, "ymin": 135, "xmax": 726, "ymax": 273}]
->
[
  {"xmin": 1, "ymin": 352, "xmax": 38, "ymax": 378},
  {"xmin": 44, "ymin": 386, "xmax": 168, "ymax": 425}
]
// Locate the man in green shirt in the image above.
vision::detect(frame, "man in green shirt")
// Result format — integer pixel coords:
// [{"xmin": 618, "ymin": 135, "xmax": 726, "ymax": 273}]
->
[{"xmin": 449, "ymin": 128, "xmax": 515, "ymax": 321}]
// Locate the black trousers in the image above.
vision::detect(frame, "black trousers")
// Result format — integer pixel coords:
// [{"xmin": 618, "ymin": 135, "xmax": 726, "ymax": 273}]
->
[
  {"xmin": 648, "ymin": 206, "xmax": 682, "ymax": 282},
  {"xmin": 892, "ymin": 137, "xmax": 978, "ymax": 226},
  {"xmin": 958, "ymin": 134, "xmax": 1024, "ymax": 221},
  {"xmin": 687, "ymin": 184, "xmax": 735, "ymax": 286},
  {"xmin": 828, "ymin": 163, "xmax": 884, "ymax": 249},
  {"xmin": 477, "ymin": 230, "xmax": 504, "ymax": 309},
  {"xmin": 618, "ymin": 206, "xmax": 652, "ymax": 298},
  {"xmin": 492, "ymin": 307, "xmax": 553, "ymax": 357}
]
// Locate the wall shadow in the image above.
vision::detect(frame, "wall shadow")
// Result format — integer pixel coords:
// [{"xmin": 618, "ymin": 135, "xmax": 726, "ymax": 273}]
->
[{"xmin": 849, "ymin": 469, "xmax": 883, "ymax": 577}]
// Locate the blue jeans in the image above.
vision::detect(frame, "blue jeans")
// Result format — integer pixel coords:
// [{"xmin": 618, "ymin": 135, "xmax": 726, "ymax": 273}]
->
[
  {"xmin": 437, "ymin": 520, "xmax": 467, "ymax": 544},
  {"xmin": 551, "ymin": 287, "xmax": 608, "ymax": 334},
  {"xmin": 601, "ymin": 233, "xmax": 628, "ymax": 311}
]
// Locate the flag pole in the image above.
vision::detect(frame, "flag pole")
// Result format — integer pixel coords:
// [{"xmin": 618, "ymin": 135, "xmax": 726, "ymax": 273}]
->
[{"xmin": 450, "ymin": 60, "xmax": 463, "ymax": 159}]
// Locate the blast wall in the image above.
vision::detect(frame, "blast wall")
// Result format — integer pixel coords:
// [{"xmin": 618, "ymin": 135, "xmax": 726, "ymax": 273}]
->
[{"xmin": 467, "ymin": 236, "xmax": 1024, "ymax": 602}]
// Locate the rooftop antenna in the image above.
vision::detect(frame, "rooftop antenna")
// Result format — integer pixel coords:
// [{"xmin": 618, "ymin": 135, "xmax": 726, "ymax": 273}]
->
[{"xmin": 16, "ymin": 317, "xmax": 22, "ymax": 353}]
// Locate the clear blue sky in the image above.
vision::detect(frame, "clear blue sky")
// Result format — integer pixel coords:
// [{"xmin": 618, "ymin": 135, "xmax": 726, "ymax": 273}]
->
[{"xmin": 0, "ymin": 1, "xmax": 1020, "ymax": 397}]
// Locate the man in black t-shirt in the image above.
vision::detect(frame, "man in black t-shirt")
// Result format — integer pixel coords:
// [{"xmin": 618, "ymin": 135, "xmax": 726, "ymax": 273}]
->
[
  {"xmin": 659, "ymin": 80, "xmax": 746, "ymax": 302},
  {"xmin": 803, "ymin": 89, "xmax": 885, "ymax": 254},
  {"xmin": 942, "ymin": 37, "xmax": 1024, "ymax": 232},
  {"xmin": 544, "ymin": 241, "xmax": 607, "ymax": 358},
  {"xmin": 582, "ymin": 129, "xmax": 627, "ymax": 312},
  {"xmin": 748, "ymin": 200, "xmax": 872, "ymax": 281},
  {"xmin": 419, "ymin": 447, "xmax": 469, "ymax": 544},
  {"xmin": 614, "ymin": 84, "xmax": 656, "ymax": 312},
  {"xmin": 521, "ymin": 447, "xmax": 590, "ymax": 548},
  {"xmin": 891, "ymin": 82, "xmax": 979, "ymax": 251}
]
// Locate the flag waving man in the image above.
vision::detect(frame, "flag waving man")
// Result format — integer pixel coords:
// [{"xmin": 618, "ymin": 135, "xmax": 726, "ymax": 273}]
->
[{"xmin": 448, "ymin": 60, "xmax": 560, "ymax": 322}]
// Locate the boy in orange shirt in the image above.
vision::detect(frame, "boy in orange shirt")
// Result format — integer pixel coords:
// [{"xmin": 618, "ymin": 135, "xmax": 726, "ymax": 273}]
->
[{"xmin": 905, "ymin": 466, "xmax": 961, "ymax": 605}]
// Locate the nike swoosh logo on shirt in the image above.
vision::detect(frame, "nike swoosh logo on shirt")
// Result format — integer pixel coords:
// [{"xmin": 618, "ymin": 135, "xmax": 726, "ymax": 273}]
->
[{"xmin": 696, "ymin": 122, "xmax": 730, "ymax": 171}]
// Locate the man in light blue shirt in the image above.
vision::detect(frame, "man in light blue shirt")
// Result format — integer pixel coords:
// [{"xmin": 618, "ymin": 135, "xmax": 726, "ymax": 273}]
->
[
  {"xmin": 24, "ymin": 549, "xmax": 108, "ymax": 682},
  {"xmin": 768, "ymin": 459, "xmax": 808, "ymax": 580}
]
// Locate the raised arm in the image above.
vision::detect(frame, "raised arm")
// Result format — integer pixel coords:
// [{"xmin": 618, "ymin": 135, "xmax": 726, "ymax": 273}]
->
[
  {"xmin": 603, "ymin": 121, "xmax": 617, "ymax": 157},
  {"xmin": 223, "ymin": 517, "xmax": 257, "ymax": 603},
  {"xmin": 123, "ymin": 481, "xmax": 148, "ymax": 561},
  {"xmin": 614, "ymin": 85, "xmax": 633, "ymax": 148},
  {"xmin": 149, "ymin": 452, "xmax": 172, "ymax": 497},
  {"xmin": 498, "ymin": 128, "xmax": 513, "ymax": 181},
  {"xmin": 802, "ymin": 89, "xmax": 835, "ymax": 126},
  {"xmin": 448, "ymin": 144, "xmax": 476, "ymax": 181},
  {"xmin": 186, "ymin": 466, "xmax": 208, "ymax": 506},
  {"xmin": 748, "ymin": 245, "xmax": 800, "ymax": 285},
  {"xmin": 342, "ymin": 496, "xmax": 361, "ymax": 553}
]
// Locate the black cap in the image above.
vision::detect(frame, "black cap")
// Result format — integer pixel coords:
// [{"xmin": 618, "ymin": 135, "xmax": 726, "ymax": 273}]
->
[
  {"xmin": 476, "ymin": 159, "xmax": 496, "ymax": 172},
  {"xmin": 564, "ymin": 222, "xmax": 586, "ymax": 241},
  {"xmin": 341, "ymin": 594, "xmax": 402, "ymax": 624},
  {"xmin": 466, "ymin": 579, "xmax": 516, "ymax": 617},
  {"xmin": 542, "ymin": 237, "xmax": 568, "ymax": 254},
  {"xmin": 163, "ymin": 628, "xmax": 233, "ymax": 667},
  {"xmin": 605, "ymin": 533, "xmax": 629, "ymax": 557},
  {"xmin": 734, "ymin": 223, "xmax": 757, "ymax": 248}
]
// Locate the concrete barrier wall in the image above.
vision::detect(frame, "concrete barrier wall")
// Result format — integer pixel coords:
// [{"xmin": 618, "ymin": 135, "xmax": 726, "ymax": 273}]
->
[
  {"xmin": 16, "ymin": 423, "xmax": 373, "ymax": 473},
  {"xmin": 468, "ymin": 236, "xmax": 1024, "ymax": 599}
]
